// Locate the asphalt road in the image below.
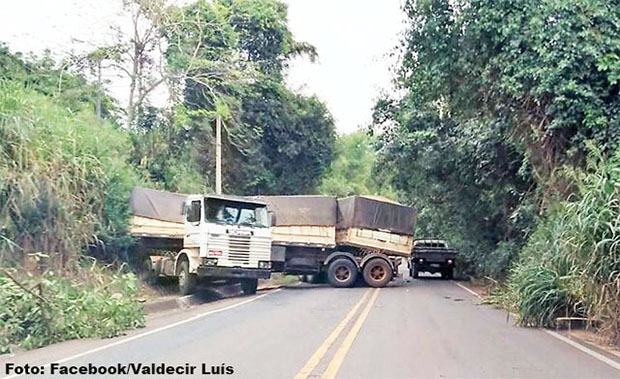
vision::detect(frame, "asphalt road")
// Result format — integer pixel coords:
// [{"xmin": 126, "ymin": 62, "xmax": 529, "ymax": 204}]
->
[{"xmin": 2, "ymin": 278, "xmax": 620, "ymax": 379}]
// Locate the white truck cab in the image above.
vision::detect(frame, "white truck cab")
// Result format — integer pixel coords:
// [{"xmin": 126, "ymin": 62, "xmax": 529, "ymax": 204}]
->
[{"xmin": 130, "ymin": 188, "xmax": 272, "ymax": 295}]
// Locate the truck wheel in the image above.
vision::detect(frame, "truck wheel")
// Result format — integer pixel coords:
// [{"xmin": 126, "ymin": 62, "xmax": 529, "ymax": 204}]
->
[
  {"xmin": 327, "ymin": 259, "xmax": 357, "ymax": 288},
  {"xmin": 178, "ymin": 260, "xmax": 197, "ymax": 296},
  {"xmin": 139, "ymin": 256, "xmax": 157, "ymax": 284},
  {"xmin": 240, "ymin": 279, "xmax": 258, "ymax": 295},
  {"xmin": 412, "ymin": 265, "xmax": 419, "ymax": 279},
  {"xmin": 363, "ymin": 258, "xmax": 393, "ymax": 288},
  {"xmin": 442, "ymin": 268, "xmax": 454, "ymax": 280}
]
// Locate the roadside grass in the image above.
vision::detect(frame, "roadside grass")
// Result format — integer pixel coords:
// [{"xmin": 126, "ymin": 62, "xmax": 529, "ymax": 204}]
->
[
  {"xmin": 490, "ymin": 147, "xmax": 620, "ymax": 346},
  {"xmin": 0, "ymin": 259, "xmax": 145, "ymax": 354}
]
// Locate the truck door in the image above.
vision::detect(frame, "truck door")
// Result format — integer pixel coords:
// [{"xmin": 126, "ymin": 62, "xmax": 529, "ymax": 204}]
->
[{"xmin": 184, "ymin": 199, "xmax": 202, "ymax": 248}]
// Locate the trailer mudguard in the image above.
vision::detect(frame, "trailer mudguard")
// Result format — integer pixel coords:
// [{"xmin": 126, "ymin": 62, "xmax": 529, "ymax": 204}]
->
[
  {"xmin": 324, "ymin": 251, "xmax": 359, "ymax": 268},
  {"xmin": 360, "ymin": 253, "xmax": 394, "ymax": 272}
]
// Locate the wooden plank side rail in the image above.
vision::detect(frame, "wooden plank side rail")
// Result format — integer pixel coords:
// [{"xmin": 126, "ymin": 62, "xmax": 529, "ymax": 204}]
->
[
  {"xmin": 336, "ymin": 228, "xmax": 413, "ymax": 257},
  {"xmin": 129, "ymin": 215, "xmax": 185, "ymax": 239}
]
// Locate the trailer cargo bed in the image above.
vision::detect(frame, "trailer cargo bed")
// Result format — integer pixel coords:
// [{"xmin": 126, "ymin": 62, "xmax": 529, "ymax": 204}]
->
[
  {"xmin": 336, "ymin": 227, "xmax": 413, "ymax": 257},
  {"xmin": 129, "ymin": 215, "xmax": 184, "ymax": 239}
]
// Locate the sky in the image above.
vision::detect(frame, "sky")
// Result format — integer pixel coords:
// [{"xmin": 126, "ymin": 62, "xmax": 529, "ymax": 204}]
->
[{"xmin": 0, "ymin": 0, "xmax": 406, "ymax": 134}]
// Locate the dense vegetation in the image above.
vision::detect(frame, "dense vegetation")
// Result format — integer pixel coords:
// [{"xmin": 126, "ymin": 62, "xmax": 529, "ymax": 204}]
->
[
  {"xmin": 375, "ymin": 0, "xmax": 620, "ymax": 343},
  {"xmin": 0, "ymin": 65, "xmax": 144, "ymax": 353},
  {"xmin": 132, "ymin": 0, "xmax": 335, "ymax": 195},
  {"xmin": 0, "ymin": 264, "xmax": 144, "ymax": 353},
  {"xmin": 319, "ymin": 132, "xmax": 395, "ymax": 198},
  {"xmin": 0, "ymin": 0, "xmax": 335, "ymax": 352}
]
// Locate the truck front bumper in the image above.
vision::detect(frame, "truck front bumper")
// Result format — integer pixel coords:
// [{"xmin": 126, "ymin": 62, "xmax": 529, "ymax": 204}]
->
[{"xmin": 196, "ymin": 266, "xmax": 271, "ymax": 280}]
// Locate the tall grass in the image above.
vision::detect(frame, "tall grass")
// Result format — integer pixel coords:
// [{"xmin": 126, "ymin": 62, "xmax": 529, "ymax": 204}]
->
[
  {"xmin": 0, "ymin": 79, "xmax": 138, "ymax": 269},
  {"xmin": 505, "ymin": 147, "xmax": 620, "ymax": 344},
  {"xmin": 0, "ymin": 79, "xmax": 146, "ymax": 352}
]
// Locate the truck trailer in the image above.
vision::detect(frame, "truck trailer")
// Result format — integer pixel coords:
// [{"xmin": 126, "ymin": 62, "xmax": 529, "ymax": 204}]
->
[
  {"xmin": 259, "ymin": 195, "xmax": 416, "ymax": 288},
  {"xmin": 129, "ymin": 187, "xmax": 273, "ymax": 295}
]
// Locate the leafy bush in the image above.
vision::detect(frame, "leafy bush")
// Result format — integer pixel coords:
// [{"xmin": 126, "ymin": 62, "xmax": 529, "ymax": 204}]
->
[
  {"xmin": 505, "ymin": 148, "xmax": 620, "ymax": 343},
  {"xmin": 0, "ymin": 262, "xmax": 145, "ymax": 353}
]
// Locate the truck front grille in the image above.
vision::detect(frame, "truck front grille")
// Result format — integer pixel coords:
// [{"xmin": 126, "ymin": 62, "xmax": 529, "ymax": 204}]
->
[{"xmin": 228, "ymin": 235, "xmax": 251, "ymax": 263}]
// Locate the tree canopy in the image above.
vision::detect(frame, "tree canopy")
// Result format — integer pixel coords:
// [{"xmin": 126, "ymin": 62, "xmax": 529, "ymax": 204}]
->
[
  {"xmin": 375, "ymin": 0, "xmax": 620, "ymax": 276},
  {"xmin": 133, "ymin": 0, "xmax": 335, "ymax": 195}
]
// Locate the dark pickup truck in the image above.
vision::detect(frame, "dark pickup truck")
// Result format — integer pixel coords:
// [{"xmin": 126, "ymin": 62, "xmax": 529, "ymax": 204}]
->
[{"xmin": 411, "ymin": 239, "xmax": 457, "ymax": 279}]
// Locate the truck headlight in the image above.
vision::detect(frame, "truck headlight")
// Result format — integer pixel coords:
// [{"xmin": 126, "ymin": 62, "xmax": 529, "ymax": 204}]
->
[
  {"xmin": 203, "ymin": 258, "xmax": 218, "ymax": 266},
  {"xmin": 258, "ymin": 261, "xmax": 272, "ymax": 269}
]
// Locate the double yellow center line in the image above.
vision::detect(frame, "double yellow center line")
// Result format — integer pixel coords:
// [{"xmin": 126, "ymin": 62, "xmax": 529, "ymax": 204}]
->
[{"xmin": 294, "ymin": 288, "xmax": 381, "ymax": 379}]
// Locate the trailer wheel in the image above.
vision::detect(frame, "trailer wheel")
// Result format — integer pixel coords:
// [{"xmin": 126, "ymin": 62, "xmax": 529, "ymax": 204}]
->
[
  {"xmin": 327, "ymin": 259, "xmax": 357, "ymax": 288},
  {"xmin": 363, "ymin": 258, "xmax": 393, "ymax": 288},
  {"xmin": 240, "ymin": 279, "xmax": 258, "ymax": 295},
  {"xmin": 178, "ymin": 260, "xmax": 197, "ymax": 296}
]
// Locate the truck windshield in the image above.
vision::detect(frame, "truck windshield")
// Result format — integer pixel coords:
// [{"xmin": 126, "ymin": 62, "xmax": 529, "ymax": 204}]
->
[{"xmin": 205, "ymin": 198, "xmax": 269, "ymax": 228}]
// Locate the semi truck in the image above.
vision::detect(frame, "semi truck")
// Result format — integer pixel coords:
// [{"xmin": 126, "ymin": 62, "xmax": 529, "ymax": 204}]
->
[
  {"xmin": 258, "ymin": 195, "xmax": 416, "ymax": 288},
  {"xmin": 129, "ymin": 187, "xmax": 273, "ymax": 295}
]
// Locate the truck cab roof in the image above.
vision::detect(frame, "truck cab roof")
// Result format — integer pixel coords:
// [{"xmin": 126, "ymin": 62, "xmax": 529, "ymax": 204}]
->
[{"xmin": 196, "ymin": 193, "xmax": 267, "ymax": 206}]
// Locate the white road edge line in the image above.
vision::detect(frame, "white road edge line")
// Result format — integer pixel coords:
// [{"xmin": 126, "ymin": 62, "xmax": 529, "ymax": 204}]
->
[
  {"xmin": 452, "ymin": 280, "xmax": 481, "ymax": 298},
  {"xmin": 544, "ymin": 330, "xmax": 620, "ymax": 372},
  {"xmin": 2, "ymin": 289, "xmax": 282, "ymax": 379},
  {"xmin": 452, "ymin": 280, "xmax": 620, "ymax": 372}
]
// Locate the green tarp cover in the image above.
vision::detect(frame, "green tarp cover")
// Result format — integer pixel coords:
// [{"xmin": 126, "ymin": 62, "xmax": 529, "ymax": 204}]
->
[
  {"xmin": 255, "ymin": 196, "xmax": 337, "ymax": 227},
  {"xmin": 337, "ymin": 196, "xmax": 416, "ymax": 236},
  {"xmin": 130, "ymin": 187, "xmax": 187, "ymax": 223}
]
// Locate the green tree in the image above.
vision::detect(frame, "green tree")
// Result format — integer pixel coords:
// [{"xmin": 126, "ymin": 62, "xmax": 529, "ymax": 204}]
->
[
  {"xmin": 375, "ymin": 0, "xmax": 620, "ymax": 276},
  {"xmin": 154, "ymin": 0, "xmax": 335, "ymax": 195},
  {"xmin": 320, "ymin": 131, "xmax": 395, "ymax": 198},
  {"xmin": 0, "ymin": 43, "xmax": 118, "ymax": 119}
]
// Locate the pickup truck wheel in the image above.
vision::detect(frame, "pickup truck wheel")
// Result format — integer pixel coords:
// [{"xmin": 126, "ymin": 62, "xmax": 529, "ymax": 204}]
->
[
  {"xmin": 363, "ymin": 258, "xmax": 393, "ymax": 288},
  {"xmin": 178, "ymin": 260, "xmax": 197, "ymax": 296},
  {"xmin": 240, "ymin": 279, "xmax": 258, "ymax": 295},
  {"xmin": 327, "ymin": 259, "xmax": 357, "ymax": 288},
  {"xmin": 412, "ymin": 265, "xmax": 419, "ymax": 279},
  {"xmin": 442, "ymin": 268, "xmax": 454, "ymax": 280}
]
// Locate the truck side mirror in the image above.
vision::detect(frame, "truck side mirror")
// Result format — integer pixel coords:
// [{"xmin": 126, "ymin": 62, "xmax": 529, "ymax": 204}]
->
[{"xmin": 269, "ymin": 211, "xmax": 276, "ymax": 226}]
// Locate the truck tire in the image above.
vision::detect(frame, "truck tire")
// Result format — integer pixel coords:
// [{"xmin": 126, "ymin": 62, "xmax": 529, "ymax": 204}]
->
[
  {"xmin": 327, "ymin": 258, "xmax": 357, "ymax": 288},
  {"xmin": 240, "ymin": 278, "xmax": 258, "ymax": 295},
  {"xmin": 178, "ymin": 260, "xmax": 197, "ymax": 296},
  {"xmin": 139, "ymin": 255, "xmax": 157, "ymax": 285},
  {"xmin": 363, "ymin": 258, "xmax": 393, "ymax": 288},
  {"xmin": 412, "ymin": 265, "xmax": 419, "ymax": 279}
]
